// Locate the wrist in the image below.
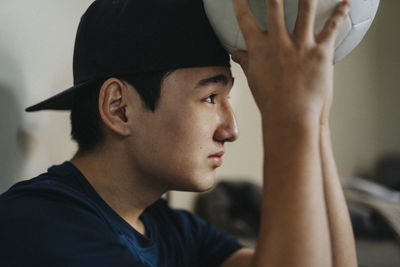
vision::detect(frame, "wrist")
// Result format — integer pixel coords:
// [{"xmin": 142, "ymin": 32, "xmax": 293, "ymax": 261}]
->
[
  {"xmin": 261, "ymin": 109, "xmax": 320, "ymax": 132},
  {"xmin": 261, "ymin": 113, "xmax": 320, "ymax": 145}
]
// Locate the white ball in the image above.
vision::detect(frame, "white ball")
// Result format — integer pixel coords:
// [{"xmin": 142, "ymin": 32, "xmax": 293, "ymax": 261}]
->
[{"xmin": 203, "ymin": 0, "xmax": 380, "ymax": 63}]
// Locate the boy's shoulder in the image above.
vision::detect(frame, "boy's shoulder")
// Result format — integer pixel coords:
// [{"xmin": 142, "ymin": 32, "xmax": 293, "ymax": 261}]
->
[
  {"xmin": 0, "ymin": 161, "xmax": 242, "ymax": 267},
  {"xmin": 0, "ymin": 162, "xmax": 143, "ymax": 266}
]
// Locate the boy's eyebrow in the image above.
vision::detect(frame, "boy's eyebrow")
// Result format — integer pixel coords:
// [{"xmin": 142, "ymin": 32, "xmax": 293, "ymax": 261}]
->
[{"xmin": 195, "ymin": 74, "xmax": 235, "ymax": 89}]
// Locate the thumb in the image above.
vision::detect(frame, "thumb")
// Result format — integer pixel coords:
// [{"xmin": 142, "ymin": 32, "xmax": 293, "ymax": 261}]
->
[{"xmin": 231, "ymin": 50, "xmax": 248, "ymax": 68}]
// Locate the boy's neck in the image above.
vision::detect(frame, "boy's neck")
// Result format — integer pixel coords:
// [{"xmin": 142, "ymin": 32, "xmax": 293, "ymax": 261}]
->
[{"xmin": 70, "ymin": 148, "xmax": 164, "ymax": 235}]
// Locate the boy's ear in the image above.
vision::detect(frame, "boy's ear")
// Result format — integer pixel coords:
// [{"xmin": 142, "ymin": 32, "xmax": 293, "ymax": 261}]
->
[{"xmin": 98, "ymin": 78, "xmax": 131, "ymax": 136}]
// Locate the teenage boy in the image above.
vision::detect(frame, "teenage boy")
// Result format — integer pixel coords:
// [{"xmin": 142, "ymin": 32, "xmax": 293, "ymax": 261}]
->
[{"xmin": 0, "ymin": 0, "xmax": 357, "ymax": 266}]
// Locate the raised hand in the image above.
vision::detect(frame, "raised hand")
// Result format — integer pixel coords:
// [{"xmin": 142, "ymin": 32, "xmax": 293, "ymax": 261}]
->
[{"xmin": 231, "ymin": 0, "xmax": 350, "ymax": 126}]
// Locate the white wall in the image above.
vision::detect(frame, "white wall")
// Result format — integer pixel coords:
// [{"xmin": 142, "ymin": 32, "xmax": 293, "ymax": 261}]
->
[
  {"xmin": 0, "ymin": 1, "xmax": 399, "ymax": 212},
  {"xmin": 331, "ymin": 0, "xmax": 400, "ymax": 178},
  {"xmin": 0, "ymin": 0, "xmax": 93, "ymax": 190}
]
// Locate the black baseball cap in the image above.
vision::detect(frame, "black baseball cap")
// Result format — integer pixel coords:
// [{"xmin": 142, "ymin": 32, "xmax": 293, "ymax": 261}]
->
[{"xmin": 26, "ymin": 0, "xmax": 230, "ymax": 112}]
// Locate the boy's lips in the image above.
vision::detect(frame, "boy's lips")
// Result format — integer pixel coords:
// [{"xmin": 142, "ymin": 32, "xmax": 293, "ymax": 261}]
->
[
  {"xmin": 208, "ymin": 151, "xmax": 224, "ymax": 167},
  {"xmin": 209, "ymin": 151, "xmax": 225, "ymax": 157}
]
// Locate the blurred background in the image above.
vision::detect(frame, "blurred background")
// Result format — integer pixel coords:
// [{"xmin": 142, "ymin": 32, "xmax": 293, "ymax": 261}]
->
[{"xmin": 0, "ymin": 0, "xmax": 399, "ymax": 266}]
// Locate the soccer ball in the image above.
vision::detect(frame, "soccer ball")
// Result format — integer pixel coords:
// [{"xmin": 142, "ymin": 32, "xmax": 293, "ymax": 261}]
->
[{"xmin": 203, "ymin": 0, "xmax": 380, "ymax": 63}]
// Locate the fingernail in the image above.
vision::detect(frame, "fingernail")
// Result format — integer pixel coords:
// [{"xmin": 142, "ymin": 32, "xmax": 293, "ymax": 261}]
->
[{"xmin": 342, "ymin": 1, "xmax": 350, "ymax": 14}]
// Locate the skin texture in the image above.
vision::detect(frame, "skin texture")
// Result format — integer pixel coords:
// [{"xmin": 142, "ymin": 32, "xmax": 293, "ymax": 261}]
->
[
  {"xmin": 71, "ymin": 66, "xmax": 238, "ymax": 235},
  {"xmin": 122, "ymin": 67, "xmax": 238, "ymax": 192}
]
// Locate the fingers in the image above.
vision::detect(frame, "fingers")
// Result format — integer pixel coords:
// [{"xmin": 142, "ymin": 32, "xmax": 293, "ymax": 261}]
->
[
  {"xmin": 232, "ymin": 0, "xmax": 263, "ymax": 47},
  {"xmin": 266, "ymin": 0, "xmax": 287, "ymax": 36},
  {"xmin": 293, "ymin": 0, "xmax": 318, "ymax": 42},
  {"xmin": 231, "ymin": 50, "xmax": 249, "ymax": 69},
  {"xmin": 317, "ymin": 1, "xmax": 351, "ymax": 45}
]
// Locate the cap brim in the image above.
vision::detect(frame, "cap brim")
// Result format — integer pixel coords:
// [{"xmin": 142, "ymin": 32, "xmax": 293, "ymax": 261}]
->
[{"xmin": 25, "ymin": 80, "xmax": 95, "ymax": 112}]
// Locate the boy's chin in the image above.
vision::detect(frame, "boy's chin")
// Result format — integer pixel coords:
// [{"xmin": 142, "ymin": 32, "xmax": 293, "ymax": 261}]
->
[{"xmin": 176, "ymin": 175, "xmax": 216, "ymax": 193}]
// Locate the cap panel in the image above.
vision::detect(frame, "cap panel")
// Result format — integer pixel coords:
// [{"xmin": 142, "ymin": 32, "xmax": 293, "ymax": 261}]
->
[{"xmin": 27, "ymin": 0, "xmax": 230, "ymax": 112}]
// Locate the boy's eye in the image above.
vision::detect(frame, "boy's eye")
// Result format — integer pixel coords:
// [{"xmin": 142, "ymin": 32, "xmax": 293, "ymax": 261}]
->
[{"xmin": 204, "ymin": 94, "xmax": 217, "ymax": 104}]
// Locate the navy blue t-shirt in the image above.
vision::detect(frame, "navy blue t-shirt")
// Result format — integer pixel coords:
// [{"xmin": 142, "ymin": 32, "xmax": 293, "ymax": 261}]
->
[{"xmin": 0, "ymin": 162, "xmax": 242, "ymax": 266}]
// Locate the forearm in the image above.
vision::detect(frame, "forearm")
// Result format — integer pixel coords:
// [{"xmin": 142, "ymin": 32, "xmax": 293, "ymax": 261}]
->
[
  {"xmin": 320, "ymin": 125, "xmax": 358, "ymax": 267},
  {"xmin": 229, "ymin": 0, "xmax": 353, "ymax": 265},
  {"xmin": 251, "ymin": 119, "xmax": 332, "ymax": 267}
]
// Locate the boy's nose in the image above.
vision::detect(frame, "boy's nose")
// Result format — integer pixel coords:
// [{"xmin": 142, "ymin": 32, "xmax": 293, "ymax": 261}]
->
[{"xmin": 213, "ymin": 104, "xmax": 239, "ymax": 143}]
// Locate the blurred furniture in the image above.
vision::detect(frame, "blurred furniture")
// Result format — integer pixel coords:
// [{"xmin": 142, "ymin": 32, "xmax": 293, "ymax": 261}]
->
[{"xmin": 195, "ymin": 179, "xmax": 400, "ymax": 267}]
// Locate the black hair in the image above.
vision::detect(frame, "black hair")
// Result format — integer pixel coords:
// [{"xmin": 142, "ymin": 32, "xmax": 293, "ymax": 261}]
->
[{"xmin": 70, "ymin": 71, "xmax": 171, "ymax": 154}]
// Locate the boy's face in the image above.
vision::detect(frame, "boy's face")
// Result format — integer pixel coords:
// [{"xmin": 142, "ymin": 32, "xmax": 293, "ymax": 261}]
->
[{"xmin": 126, "ymin": 66, "xmax": 239, "ymax": 192}]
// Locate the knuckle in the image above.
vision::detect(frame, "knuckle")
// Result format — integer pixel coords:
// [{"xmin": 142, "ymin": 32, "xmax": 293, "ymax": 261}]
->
[
  {"xmin": 251, "ymin": 36, "xmax": 269, "ymax": 51},
  {"xmin": 235, "ymin": 9, "xmax": 246, "ymax": 20},
  {"xmin": 312, "ymin": 47, "xmax": 328, "ymax": 62},
  {"xmin": 336, "ymin": 7, "xmax": 348, "ymax": 18},
  {"xmin": 329, "ymin": 19, "xmax": 338, "ymax": 30},
  {"xmin": 299, "ymin": 0, "xmax": 312, "ymax": 14},
  {"xmin": 325, "ymin": 5, "xmax": 348, "ymax": 32},
  {"xmin": 268, "ymin": 0, "xmax": 281, "ymax": 9},
  {"xmin": 294, "ymin": 42, "xmax": 309, "ymax": 55}
]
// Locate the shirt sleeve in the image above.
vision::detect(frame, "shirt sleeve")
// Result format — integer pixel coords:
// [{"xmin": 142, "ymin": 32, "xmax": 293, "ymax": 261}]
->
[
  {"xmin": 0, "ymin": 189, "xmax": 149, "ymax": 267},
  {"xmin": 194, "ymin": 213, "xmax": 244, "ymax": 267}
]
